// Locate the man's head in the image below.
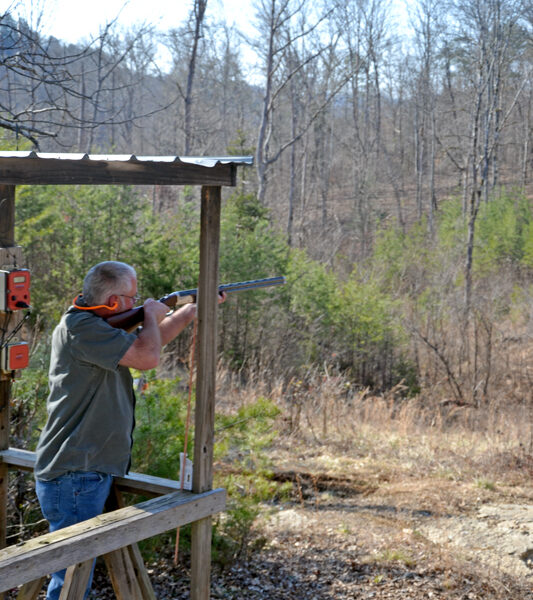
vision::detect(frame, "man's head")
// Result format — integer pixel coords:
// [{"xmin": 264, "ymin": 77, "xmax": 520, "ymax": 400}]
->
[{"xmin": 82, "ymin": 261, "xmax": 137, "ymax": 313}]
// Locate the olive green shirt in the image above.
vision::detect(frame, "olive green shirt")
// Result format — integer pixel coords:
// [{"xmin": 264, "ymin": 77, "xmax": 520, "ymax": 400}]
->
[{"xmin": 35, "ymin": 307, "xmax": 138, "ymax": 481}]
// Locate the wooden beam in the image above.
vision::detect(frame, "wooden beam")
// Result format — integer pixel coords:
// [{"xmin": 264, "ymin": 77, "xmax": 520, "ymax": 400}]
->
[
  {"xmin": 0, "ymin": 158, "xmax": 236, "ymax": 187},
  {"xmin": 191, "ymin": 186, "xmax": 221, "ymax": 600},
  {"xmin": 60, "ymin": 561, "xmax": 92, "ymax": 599},
  {"xmin": 103, "ymin": 485, "xmax": 157, "ymax": 600},
  {"xmin": 0, "ymin": 184, "xmax": 17, "ymax": 600},
  {"xmin": 0, "ymin": 383, "xmax": 9, "ymax": 551},
  {"xmin": 0, "ymin": 186, "xmax": 15, "ymax": 246},
  {"xmin": 0, "ymin": 488, "xmax": 226, "ymax": 592},
  {"xmin": 103, "ymin": 549, "xmax": 145, "ymax": 600},
  {"xmin": 14, "ymin": 576, "xmax": 46, "ymax": 599},
  {"xmin": 0, "ymin": 448, "xmax": 185, "ymax": 497}
]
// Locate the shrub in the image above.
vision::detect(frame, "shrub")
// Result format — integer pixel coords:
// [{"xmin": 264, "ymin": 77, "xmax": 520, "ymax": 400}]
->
[{"xmin": 131, "ymin": 374, "xmax": 288, "ymax": 566}]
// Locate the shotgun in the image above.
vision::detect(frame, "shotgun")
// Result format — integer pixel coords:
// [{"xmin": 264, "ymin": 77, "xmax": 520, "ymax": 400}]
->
[{"xmin": 106, "ymin": 276, "xmax": 286, "ymax": 331}]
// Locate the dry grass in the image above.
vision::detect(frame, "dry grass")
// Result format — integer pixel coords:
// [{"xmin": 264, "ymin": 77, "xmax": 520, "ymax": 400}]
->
[
  {"xmin": 214, "ymin": 366, "xmax": 533, "ymax": 526},
  {"xmin": 216, "ymin": 368, "xmax": 532, "ymax": 476}
]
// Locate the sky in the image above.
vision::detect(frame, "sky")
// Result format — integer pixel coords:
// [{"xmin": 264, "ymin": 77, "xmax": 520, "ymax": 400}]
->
[
  {"xmin": 2, "ymin": 0, "xmax": 411, "ymax": 75},
  {"xmin": 2, "ymin": 0, "xmax": 257, "ymax": 43},
  {"xmin": 2, "ymin": 0, "xmax": 261, "ymax": 75}
]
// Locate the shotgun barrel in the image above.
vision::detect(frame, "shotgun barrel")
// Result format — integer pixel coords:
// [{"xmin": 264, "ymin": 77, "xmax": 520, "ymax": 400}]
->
[{"xmin": 106, "ymin": 276, "xmax": 286, "ymax": 330}]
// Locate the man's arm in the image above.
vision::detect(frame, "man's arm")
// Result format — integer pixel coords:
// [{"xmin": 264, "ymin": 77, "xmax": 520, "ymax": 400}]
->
[
  {"xmin": 119, "ymin": 299, "xmax": 168, "ymax": 370},
  {"xmin": 159, "ymin": 292, "xmax": 225, "ymax": 345},
  {"xmin": 119, "ymin": 293, "xmax": 225, "ymax": 369},
  {"xmin": 159, "ymin": 303, "xmax": 197, "ymax": 346}
]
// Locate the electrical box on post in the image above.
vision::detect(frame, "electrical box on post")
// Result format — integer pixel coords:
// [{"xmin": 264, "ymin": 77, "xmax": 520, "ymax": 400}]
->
[
  {"xmin": 1, "ymin": 342, "xmax": 29, "ymax": 372},
  {"xmin": 0, "ymin": 268, "xmax": 31, "ymax": 311}
]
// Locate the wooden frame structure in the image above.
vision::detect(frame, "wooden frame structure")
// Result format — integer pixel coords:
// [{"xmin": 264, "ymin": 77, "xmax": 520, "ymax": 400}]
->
[{"xmin": 0, "ymin": 152, "xmax": 253, "ymax": 599}]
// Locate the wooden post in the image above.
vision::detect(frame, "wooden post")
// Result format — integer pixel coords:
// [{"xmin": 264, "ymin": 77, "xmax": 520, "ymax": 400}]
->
[
  {"xmin": 103, "ymin": 485, "xmax": 157, "ymax": 600},
  {"xmin": 0, "ymin": 380, "xmax": 9, "ymax": 549},
  {"xmin": 191, "ymin": 186, "xmax": 221, "ymax": 600},
  {"xmin": 15, "ymin": 576, "xmax": 46, "ymax": 599},
  {"xmin": 59, "ymin": 561, "xmax": 93, "ymax": 599},
  {"xmin": 0, "ymin": 185, "xmax": 15, "ymax": 247},
  {"xmin": 0, "ymin": 184, "xmax": 16, "ymax": 600}
]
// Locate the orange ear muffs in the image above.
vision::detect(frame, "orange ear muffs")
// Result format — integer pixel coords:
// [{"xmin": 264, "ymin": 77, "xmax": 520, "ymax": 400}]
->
[{"xmin": 73, "ymin": 295, "xmax": 119, "ymax": 311}]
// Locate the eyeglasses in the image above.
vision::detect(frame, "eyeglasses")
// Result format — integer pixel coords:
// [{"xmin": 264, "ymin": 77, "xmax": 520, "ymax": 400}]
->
[{"xmin": 119, "ymin": 293, "xmax": 140, "ymax": 302}]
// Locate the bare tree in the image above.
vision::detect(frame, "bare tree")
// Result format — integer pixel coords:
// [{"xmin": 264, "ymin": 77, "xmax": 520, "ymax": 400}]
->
[
  {"xmin": 335, "ymin": 0, "xmax": 391, "ymax": 259},
  {"xmin": 0, "ymin": 6, "xmax": 174, "ymax": 151},
  {"xmin": 251, "ymin": 0, "xmax": 336, "ymax": 208},
  {"xmin": 166, "ymin": 0, "xmax": 208, "ymax": 155},
  {"xmin": 0, "ymin": 10, "xmax": 88, "ymax": 146},
  {"xmin": 449, "ymin": 0, "xmax": 527, "ymax": 313},
  {"xmin": 410, "ymin": 0, "xmax": 445, "ymax": 233},
  {"xmin": 82, "ymin": 21, "xmax": 161, "ymax": 151}
]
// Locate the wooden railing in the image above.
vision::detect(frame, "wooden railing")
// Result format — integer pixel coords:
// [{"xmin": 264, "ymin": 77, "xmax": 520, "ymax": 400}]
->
[{"xmin": 0, "ymin": 449, "xmax": 226, "ymax": 598}]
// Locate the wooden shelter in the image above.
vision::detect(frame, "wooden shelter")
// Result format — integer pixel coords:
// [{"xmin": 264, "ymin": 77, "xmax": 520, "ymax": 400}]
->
[{"xmin": 0, "ymin": 151, "xmax": 253, "ymax": 599}]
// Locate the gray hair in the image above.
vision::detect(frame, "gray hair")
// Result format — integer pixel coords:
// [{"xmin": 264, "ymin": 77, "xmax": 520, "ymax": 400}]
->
[{"xmin": 82, "ymin": 261, "xmax": 136, "ymax": 306}]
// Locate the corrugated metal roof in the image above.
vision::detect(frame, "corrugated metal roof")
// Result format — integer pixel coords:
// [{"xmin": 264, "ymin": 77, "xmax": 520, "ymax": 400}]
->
[{"xmin": 0, "ymin": 151, "xmax": 254, "ymax": 167}]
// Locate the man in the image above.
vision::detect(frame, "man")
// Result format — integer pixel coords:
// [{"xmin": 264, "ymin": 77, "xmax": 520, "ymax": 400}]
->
[{"xmin": 34, "ymin": 261, "xmax": 221, "ymax": 599}]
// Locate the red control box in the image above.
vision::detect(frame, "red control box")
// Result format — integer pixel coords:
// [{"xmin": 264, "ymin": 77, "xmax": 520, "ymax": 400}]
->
[
  {"xmin": 0, "ymin": 269, "xmax": 31, "ymax": 311},
  {"xmin": 1, "ymin": 342, "xmax": 29, "ymax": 371}
]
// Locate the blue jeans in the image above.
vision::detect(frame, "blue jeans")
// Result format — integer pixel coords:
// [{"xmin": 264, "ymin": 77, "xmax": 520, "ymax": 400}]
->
[{"xmin": 35, "ymin": 472, "xmax": 113, "ymax": 600}]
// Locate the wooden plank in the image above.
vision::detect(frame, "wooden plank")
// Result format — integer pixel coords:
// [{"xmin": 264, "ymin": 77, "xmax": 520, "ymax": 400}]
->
[
  {"xmin": 60, "ymin": 560, "xmax": 93, "ymax": 599},
  {"xmin": 0, "ymin": 246, "xmax": 23, "ymax": 270},
  {"xmin": 0, "ymin": 448, "xmax": 40, "ymax": 470},
  {"xmin": 191, "ymin": 185, "xmax": 221, "ymax": 600},
  {"xmin": 0, "ymin": 488, "xmax": 226, "ymax": 592},
  {"xmin": 0, "ymin": 382, "xmax": 10, "ymax": 551},
  {"xmin": 0, "ymin": 158, "xmax": 236, "ymax": 187},
  {"xmin": 0, "ymin": 448, "xmax": 184, "ymax": 497},
  {"xmin": 15, "ymin": 576, "xmax": 46, "ymax": 600},
  {"xmin": 0, "ymin": 186, "xmax": 15, "ymax": 246},
  {"xmin": 103, "ymin": 548, "xmax": 145, "ymax": 600},
  {"xmin": 125, "ymin": 544, "xmax": 157, "ymax": 600},
  {"xmin": 104, "ymin": 486, "xmax": 156, "ymax": 600},
  {"xmin": 114, "ymin": 472, "xmax": 182, "ymax": 497}
]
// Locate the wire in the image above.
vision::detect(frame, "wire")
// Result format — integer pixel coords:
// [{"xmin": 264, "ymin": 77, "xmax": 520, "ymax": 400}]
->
[
  {"xmin": 0, "ymin": 311, "xmax": 12, "ymax": 346},
  {"xmin": 0, "ymin": 310, "xmax": 30, "ymax": 350}
]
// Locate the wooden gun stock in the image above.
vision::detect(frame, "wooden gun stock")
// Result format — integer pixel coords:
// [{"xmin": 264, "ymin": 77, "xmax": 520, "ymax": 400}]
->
[{"xmin": 106, "ymin": 276, "xmax": 286, "ymax": 331}]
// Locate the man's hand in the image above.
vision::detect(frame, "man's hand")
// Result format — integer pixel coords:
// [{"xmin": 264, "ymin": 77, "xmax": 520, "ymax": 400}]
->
[
  {"xmin": 119, "ymin": 299, "xmax": 165, "ymax": 370},
  {"xmin": 158, "ymin": 291, "xmax": 226, "ymax": 345},
  {"xmin": 143, "ymin": 298, "xmax": 170, "ymax": 325}
]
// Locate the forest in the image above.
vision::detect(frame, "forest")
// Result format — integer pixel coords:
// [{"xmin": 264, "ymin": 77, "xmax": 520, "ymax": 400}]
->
[{"xmin": 1, "ymin": 0, "xmax": 533, "ymax": 597}]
